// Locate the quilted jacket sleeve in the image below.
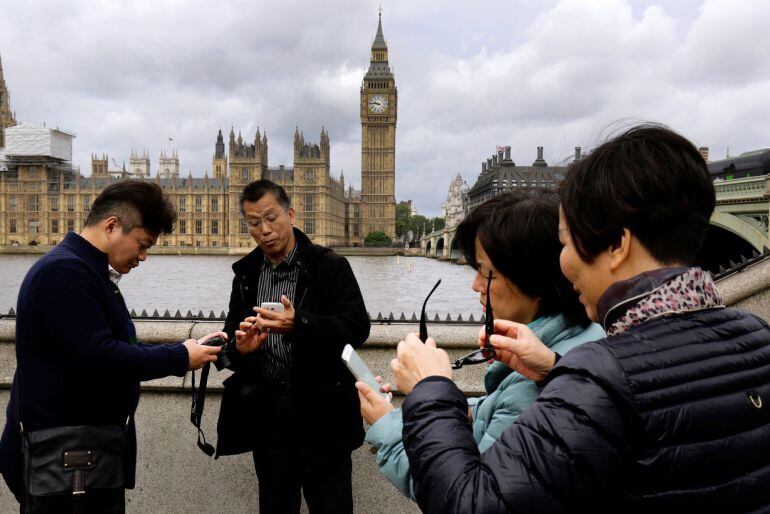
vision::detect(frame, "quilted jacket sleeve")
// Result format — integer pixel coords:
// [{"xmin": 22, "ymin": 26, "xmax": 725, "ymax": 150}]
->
[{"xmin": 402, "ymin": 342, "xmax": 635, "ymax": 514}]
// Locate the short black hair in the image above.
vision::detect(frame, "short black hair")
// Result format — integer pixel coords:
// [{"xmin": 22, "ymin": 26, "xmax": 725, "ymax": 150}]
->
[
  {"xmin": 560, "ymin": 124, "xmax": 715, "ymax": 265},
  {"xmin": 85, "ymin": 180, "xmax": 176, "ymax": 236},
  {"xmin": 240, "ymin": 179, "xmax": 291, "ymax": 212},
  {"xmin": 456, "ymin": 189, "xmax": 590, "ymax": 326}
]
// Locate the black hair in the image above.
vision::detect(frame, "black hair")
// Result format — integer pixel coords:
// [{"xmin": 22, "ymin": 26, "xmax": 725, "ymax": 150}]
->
[
  {"xmin": 85, "ymin": 180, "xmax": 176, "ymax": 236},
  {"xmin": 240, "ymin": 179, "xmax": 291, "ymax": 212},
  {"xmin": 559, "ymin": 124, "xmax": 715, "ymax": 265},
  {"xmin": 456, "ymin": 188, "xmax": 590, "ymax": 326}
]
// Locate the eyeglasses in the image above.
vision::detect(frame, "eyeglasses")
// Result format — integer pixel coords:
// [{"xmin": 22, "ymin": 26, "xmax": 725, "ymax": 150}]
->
[
  {"xmin": 419, "ymin": 279, "xmax": 441, "ymax": 342},
  {"xmin": 246, "ymin": 207, "xmax": 288, "ymax": 229},
  {"xmin": 452, "ymin": 271, "xmax": 496, "ymax": 370}
]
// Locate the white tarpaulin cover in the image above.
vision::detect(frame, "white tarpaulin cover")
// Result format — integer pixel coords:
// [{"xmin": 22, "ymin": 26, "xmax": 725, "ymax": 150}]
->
[{"xmin": 4, "ymin": 124, "xmax": 74, "ymax": 162}]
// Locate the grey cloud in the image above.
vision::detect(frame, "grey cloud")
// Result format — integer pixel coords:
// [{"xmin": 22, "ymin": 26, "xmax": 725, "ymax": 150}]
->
[{"xmin": 1, "ymin": 0, "xmax": 768, "ymax": 216}]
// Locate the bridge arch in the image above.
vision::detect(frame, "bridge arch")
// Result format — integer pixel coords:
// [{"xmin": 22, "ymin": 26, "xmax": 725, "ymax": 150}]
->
[
  {"xmin": 435, "ymin": 238, "xmax": 445, "ymax": 258},
  {"xmin": 425, "ymin": 240, "xmax": 432, "ymax": 256},
  {"xmin": 710, "ymin": 211, "xmax": 767, "ymax": 253},
  {"xmin": 449, "ymin": 235, "xmax": 463, "ymax": 260}
]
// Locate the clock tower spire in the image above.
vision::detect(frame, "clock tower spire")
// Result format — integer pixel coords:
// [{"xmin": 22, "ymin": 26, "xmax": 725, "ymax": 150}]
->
[{"xmin": 360, "ymin": 10, "xmax": 397, "ymax": 240}]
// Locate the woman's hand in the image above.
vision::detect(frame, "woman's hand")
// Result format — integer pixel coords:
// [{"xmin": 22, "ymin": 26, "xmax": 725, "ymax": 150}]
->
[
  {"xmin": 481, "ymin": 320, "xmax": 556, "ymax": 381},
  {"xmin": 356, "ymin": 379, "xmax": 394, "ymax": 425},
  {"xmin": 391, "ymin": 334, "xmax": 452, "ymax": 394}
]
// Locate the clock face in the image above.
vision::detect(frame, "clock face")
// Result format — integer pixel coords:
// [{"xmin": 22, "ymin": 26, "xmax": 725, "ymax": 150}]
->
[{"xmin": 368, "ymin": 94, "xmax": 388, "ymax": 113}]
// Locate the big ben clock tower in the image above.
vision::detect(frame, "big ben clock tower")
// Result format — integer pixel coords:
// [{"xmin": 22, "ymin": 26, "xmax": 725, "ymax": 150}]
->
[{"xmin": 360, "ymin": 11, "xmax": 397, "ymax": 240}]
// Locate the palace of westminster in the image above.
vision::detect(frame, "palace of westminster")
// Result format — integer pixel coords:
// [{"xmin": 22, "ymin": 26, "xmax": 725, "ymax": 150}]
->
[{"xmin": 0, "ymin": 15, "xmax": 397, "ymax": 249}]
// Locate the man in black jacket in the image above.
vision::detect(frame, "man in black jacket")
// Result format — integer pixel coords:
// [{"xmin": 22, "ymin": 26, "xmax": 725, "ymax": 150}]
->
[
  {"xmin": 388, "ymin": 125, "xmax": 770, "ymax": 513},
  {"xmin": 0, "ymin": 181, "xmax": 223, "ymax": 510},
  {"xmin": 215, "ymin": 180, "xmax": 370, "ymax": 514}
]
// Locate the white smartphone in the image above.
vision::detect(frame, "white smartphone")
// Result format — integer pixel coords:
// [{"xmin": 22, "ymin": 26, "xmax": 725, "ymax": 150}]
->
[
  {"xmin": 341, "ymin": 344, "xmax": 389, "ymax": 400},
  {"xmin": 260, "ymin": 302, "xmax": 285, "ymax": 312}
]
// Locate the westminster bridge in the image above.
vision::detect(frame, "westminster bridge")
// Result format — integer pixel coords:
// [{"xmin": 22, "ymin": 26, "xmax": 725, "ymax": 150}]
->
[{"xmin": 420, "ymin": 175, "xmax": 770, "ymax": 268}]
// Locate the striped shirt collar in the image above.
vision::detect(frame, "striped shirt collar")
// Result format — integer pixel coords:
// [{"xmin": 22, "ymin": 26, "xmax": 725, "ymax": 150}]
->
[
  {"xmin": 108, "ymin": 266, "xmax": 122, "ymax": 285},
  {"xmin": 262, "ymin": 241, "xmax": 299, "ymax": 271}
]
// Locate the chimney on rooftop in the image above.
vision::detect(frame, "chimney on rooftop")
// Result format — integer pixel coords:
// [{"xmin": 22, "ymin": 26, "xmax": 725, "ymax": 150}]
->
[
  {"xmin": 532, "ymin": 146, "xmax": 548, "ymax": 167},
  {"xmin": 492, "ymin": 154, "xmax": 498, "ymax": 166},
  {"xmin": 575, "ymin": 147, "xmax": 582, "ymax": 161},
  {"xmin": 698, "ymin": 146, "xmax": 709, "ymax": 162},
  {"xmin": 482, "ymin": 162, "xmax": 487, "ymax": 172},
  {"xmin": 505, "ymin": 147, "xmax": 511, "ymax": 160}
]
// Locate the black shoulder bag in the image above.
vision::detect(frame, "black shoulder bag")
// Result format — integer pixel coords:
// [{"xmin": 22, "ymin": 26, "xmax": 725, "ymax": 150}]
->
[{"xmin": 17, "ymin": 371, "xmax": 128, "ymax": 514}]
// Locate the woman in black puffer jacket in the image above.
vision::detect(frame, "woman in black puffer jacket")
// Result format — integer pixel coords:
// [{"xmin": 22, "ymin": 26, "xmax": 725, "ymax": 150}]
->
[{"xmin": 391, "ymin": 124, "xmax": 770, "ymax": 514}]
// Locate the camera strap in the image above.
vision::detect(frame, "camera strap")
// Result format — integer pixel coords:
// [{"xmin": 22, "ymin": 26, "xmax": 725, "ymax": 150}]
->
[{"xmin": 190, "ymin": 364, "xmax": 215, "ymax": 456}]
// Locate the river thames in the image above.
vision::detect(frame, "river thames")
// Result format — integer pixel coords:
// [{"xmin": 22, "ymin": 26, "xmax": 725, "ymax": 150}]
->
[{"xmin": 0, "ymin": 254, "xmax": 480, "ymax": 318}]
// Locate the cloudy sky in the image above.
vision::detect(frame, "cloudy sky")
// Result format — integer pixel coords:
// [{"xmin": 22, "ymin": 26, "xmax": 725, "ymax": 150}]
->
[{"xmin": 1, "ymin": 0, "xmax": 769, "ymax": 215}]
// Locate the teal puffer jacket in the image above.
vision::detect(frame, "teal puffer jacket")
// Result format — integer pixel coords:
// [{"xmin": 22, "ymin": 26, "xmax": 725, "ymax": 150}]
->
[{"xmin": 364, "ymin": 313, "xmax": 605, "ymax": 498}]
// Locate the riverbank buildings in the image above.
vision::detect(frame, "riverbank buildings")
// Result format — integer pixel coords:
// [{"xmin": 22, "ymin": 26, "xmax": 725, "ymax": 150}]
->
[
  {"xmin": 0, "ymin": 14, "xmax": 397, "ymax": 250},
  {"xmin": 466, "ymin": 146, "xmax": 582, "ymax": 207}
]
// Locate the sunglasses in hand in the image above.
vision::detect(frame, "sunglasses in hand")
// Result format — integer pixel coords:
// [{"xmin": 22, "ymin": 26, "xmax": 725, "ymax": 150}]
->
[{"xmin": 417, "ymin": 273, "xmax": 496, "ymax": 370}]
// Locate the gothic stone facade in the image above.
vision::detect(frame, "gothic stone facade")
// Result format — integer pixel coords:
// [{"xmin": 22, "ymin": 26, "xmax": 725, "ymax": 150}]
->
[{"xmin": 0, "ymin": 14, "xmax": 396, "ymax": 249}]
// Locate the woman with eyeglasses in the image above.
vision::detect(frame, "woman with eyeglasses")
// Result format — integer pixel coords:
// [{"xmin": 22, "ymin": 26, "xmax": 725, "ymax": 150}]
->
[{"xmin": 356, "ymin": 188, "xmax": 605, "ymax": 499}]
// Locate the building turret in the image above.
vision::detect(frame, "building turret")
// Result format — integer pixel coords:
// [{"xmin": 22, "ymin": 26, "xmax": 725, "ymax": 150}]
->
[
  {"xmin": 0, "ymin": 52, "xmax": 18, "ymax": 148},
  {"xmin": 213, "ymin": 129, "xmax": 228, "ymax": 179},
  {"xmin": 129, "ymin": 148, "xmax": 151, "ymax": 178}
]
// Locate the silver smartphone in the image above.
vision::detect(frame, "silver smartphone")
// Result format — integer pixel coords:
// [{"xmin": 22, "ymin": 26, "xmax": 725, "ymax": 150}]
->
[
  {"xmin": 341, "ymin": 344, "xmax": 389, "ymax": 400},
  {"xmin": 260, "ymin": 302, "xmax": 285, "ymax": 312}
]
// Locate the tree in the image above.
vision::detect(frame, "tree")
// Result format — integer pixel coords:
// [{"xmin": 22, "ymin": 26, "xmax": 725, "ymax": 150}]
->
[
  {"xmin": 364, "ymin": 231, "xmax": 392, "ymax": 246},
  {"xmin": 396, "ymin": 201, "xmax": 411, "ymax": 237},
  {"xmin": 431, "ymin": 217, "xmax": 446, "ymax": 231},
  {"xmin": 409, "ymin": 214, "xmax": 428, "ymax": 236}
]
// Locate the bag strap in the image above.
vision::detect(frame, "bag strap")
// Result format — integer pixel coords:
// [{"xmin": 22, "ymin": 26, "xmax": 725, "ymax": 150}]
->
[{"xmin": 190, "ymin": 363, "xmax": 215, "ymax": 456}]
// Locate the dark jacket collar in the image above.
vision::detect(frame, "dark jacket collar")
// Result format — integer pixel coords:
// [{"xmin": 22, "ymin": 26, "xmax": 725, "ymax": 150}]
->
[
  {"xmin": 61, "ymin": 232, "xmax": 110, "ymax": 280},
  {"xmin": 596, "ymin": 267, "xmax": 689, "ymax": 331},
  {"xmin": 232, "ymin": 227, "xmax": 329, "ymax": 277}
]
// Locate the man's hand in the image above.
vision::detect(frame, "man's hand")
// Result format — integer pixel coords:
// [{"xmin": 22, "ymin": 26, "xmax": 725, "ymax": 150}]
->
[
  {"xmin": 183, "ymin": 332, "xmax": 225, "ymax": 370},
  {"xmin": 391, "ymin": 333, "xmax": 452, "ymax": 395},
  {"xmin": 252, "ymin": 295, "xmax": 295, "ymax": 335},
  {"xmin": 482, "ymin": 320, "xmax": 556, "ymax": 381},
  {"xmin": 235, "ymin": 316, "xmax": 269, "ymax": 355},
  {"xmin": 356, "ymin": 379, "xmax": 394, "ymax": 425}
]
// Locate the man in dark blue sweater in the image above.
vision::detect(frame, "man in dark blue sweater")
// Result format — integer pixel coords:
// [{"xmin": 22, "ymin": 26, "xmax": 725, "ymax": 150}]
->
[{"xmin": 0, "ymin": 181, "xmax": 224, "ymax": 509}]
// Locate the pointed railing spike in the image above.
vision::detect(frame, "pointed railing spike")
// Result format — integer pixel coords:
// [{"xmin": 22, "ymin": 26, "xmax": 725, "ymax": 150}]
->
[
  {"xmin": 410, "ymin": 312, "xmax": 418, "ymax": 321},
  {"xmin": 8, "ymin": 308, "xmax": 15, "ymax": 316},
  {"xmin": 388, "ymin": 312, "xmax": 394, "ymax": 320},
  {"xmin": 468, "ymin": 314, "xmax": 475, "ymax": 323},
  {"xmin": 445, "ymin": 313, "xmax": 452, "ymax": 321},
  {"xmin": 480, "ymin": 313, "xmax": 486, "ymax": 323},
  {"xmin": 152, "ymin": 309, "xmax": 160, "ymax": 318},
  {"xmin": 208, "ymin": 310, "xmax": 216, "ymax": 319},
  {"xmin": 197, "ymin": 310, "xmax": 204, "ymax": 318},
  {"xmin": 457, "ymin": 314, "xmax": 463, "ymax": 322},
  {"xmin": 220, "ymin": 310, "xmax": 227, "ymax": 319},
  {"xmin": 399, "ymin": 312, "xmax": 406, "ymax": 320},
  {"xmin": 163, "ymin": 310, "xmax": 171, "ymax": 318},
  {"xmin": 186, "ymin": 310, "xmax": 193, "ymax": 318},
  {"xmin": 140, "ymin": 309, "xmax": 148, "ymax": 317},
  {"xmin": 433, "ymin": 313, "xmax": 440, "ymax": 321},
  {"xmin": 376, "ymin": 312, "xmax": 383, "ymax": 320},
  {"xmin": 175, "ymin": 310, "xmax": 182, "ymax": 318}
]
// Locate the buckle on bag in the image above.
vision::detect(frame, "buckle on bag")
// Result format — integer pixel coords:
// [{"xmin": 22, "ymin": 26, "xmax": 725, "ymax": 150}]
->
[{"xmin": 63, "ymin": 450, "xmax": 93, "ymax": 496}]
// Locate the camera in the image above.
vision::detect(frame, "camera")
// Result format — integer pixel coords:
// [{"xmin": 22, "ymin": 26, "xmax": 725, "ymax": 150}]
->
[{"xmin": 202, "ymin": 335, "xmax": 231, "ymax": 371}]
